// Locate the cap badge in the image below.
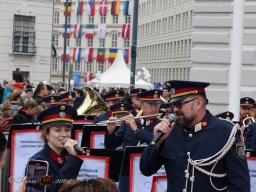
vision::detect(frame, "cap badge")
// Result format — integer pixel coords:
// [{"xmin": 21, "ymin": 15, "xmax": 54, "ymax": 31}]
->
[
  {"xmin": 50, "ymin": 97, "xmax": 55, "ymax": 103},
  {"xmin": 166, "ymin": 82, "xmax": 171, "ymax": 87},
  {"xmin": 245, "ymin": 101, "xmax": 249, "ymax": 104},
  {"xmin": 170, "ymin": 88, "xmax": 175, "ymax": 95},
  {"xmin": 59, "ymin": 112, "xmax": 66, "ymax": 118},
  {"xmin": 115, "ymin": 93, "xmax": 119, "ymax": 97},
  {"xmin": 69, "ymin": 94, "xmax": 73, "ymax": 99},
  {"xmin": 60, "ymin": 105, "xmax": 65, "ymax": 111},
  {"xmin": 154, "ymin": 91, "xmax": 158, "ymax": 99},
  {"xmin": 120, "ymin": 106, "xmax": 124, "ymax": 111}
]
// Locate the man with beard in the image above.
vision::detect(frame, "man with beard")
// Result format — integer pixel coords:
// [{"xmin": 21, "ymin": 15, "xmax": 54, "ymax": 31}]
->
[{"xmin": 140, "ymin": 80, "xmax": 250, "ymax": 192}]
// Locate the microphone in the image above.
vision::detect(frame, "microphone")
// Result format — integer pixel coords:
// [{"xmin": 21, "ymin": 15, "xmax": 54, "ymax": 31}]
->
[
  {"xmin": 64, "ymin": 138, "xmax": 84, "ymax": 154},
  {"xmin": 151, "ymin": 113, "xmax": 177, "ymax": 145}
]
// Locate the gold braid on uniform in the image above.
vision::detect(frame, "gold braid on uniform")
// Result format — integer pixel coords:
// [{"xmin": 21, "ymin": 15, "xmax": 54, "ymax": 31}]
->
[{"xmin": 183, "ymin": 121, "xmax": 240, "ymax": 192}]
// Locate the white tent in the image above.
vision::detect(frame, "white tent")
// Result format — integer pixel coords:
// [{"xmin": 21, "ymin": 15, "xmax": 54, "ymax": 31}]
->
[{"xmin": 88, "ymin": 50, "xmax": 153, "ymax": 89}]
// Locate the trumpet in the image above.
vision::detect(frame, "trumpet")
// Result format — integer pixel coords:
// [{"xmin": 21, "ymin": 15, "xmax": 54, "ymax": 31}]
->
[
  {"xmin": 242, "ymin": 114, "xmax": 255, "ymax": 127},
  {"xmin": 96, "ymin": 113, "xmax": 162, "ymax": 125}
]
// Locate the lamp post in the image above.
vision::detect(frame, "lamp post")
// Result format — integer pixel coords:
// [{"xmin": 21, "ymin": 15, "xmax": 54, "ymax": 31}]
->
[{"xmin": 62, "ymin": 0, "xmax": 69, "ymax": 85}]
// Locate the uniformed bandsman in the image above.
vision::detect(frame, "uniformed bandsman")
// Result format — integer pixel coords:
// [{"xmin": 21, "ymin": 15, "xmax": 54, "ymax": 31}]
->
[
  {"xmin": 215, "ymin": 111, "xmax": 234, "ymax": 121},
  {"xmin": 140, "ymin": 80, "xmax": 250, "ymax": 192},
  {"xmin": 60, "ymin": 91, "xmax": 76, "ymax": 107}
]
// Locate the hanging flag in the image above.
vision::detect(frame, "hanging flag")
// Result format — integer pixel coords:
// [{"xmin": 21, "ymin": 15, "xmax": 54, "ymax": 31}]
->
[
  {"xmin": 108, "ymin": 48, "xmax": 118, "ymax": 63},
  {"xmin": 86, "ymin": 72, "xmax": 93, "ymax": 81},
  {"xmin": 62, "ymin": 24, "xmax": 72, "ymax": 39},
  {"xmin": 74, "ymin": 24, "xmax": 82, "ymax": 38},
  {"xmin": 123, "ymin": 1, "xmax": 130, "ymax": 15},
  {"xmin": 73, "ymin": 48, "xmax": 81, "ymax": 62},
  {"xmin": 85, "ymin": 48, "xmax": 93, "ymax": 63},
  {"xmin": 74, "ymin": 0, "xmax": 84, "ymax": 15},
  {"xmin": 99, "ymin": 1, "xmax": 108, "ymax": 16},
  {"xmin": 64, "ymin": 2, "xmax": 72, "ymax": 16},
  {"xmin": 61, "ymin": 48, "xmax": 70, "ymax": 62},
  {"xmin": 86, "ymin": 1, "xmax": 95, "ymax": 16},
  {"xmin": 97, "ymin": 23, "xmax": 106, "ymax": 39},
  {"xmin": 97, "ymin": 48, "xmax": 105, "ymax": 62},
  {"xmin": 123, "ymin": 49, "xmax": 129, "ymax": 64},
  {"xmin": 111, "ymin": 0, "xmax": 120, "ymax": 16},
  {"xmin": 122, "ymin": 24, "xmax": 130, "ymax": 38},
  {"xmin": 85, "ymin": 24, "xmax": 94, "ymax": 39}
]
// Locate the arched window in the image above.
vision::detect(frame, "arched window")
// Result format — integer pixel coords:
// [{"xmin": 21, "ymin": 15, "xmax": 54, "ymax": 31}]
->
[
  {"xmin": 54, "ymin": 11, "xmax": 59, "ymax": 24},
  {"xmin": 53, "ymin": 33, "xmax": 58, "ymax": 46},
  {"xmin": 111, "ymin": 33, "xmax": 117, "ymax": 47}
]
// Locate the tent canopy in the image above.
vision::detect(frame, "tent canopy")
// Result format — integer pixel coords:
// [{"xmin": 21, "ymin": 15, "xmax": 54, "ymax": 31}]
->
[{"xmin": 88, "ymin": 50, "xmax": 153, "ymax": 89}]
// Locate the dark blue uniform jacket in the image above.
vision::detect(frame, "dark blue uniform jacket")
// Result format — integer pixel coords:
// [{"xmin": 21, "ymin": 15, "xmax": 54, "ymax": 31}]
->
[
  {"xmin": 140, "ymin": 111, "xmax": 250, "ymax": 192},
  {"xmin": 30, "ymin": 144, "xmax": 83, "ymax": 192}
]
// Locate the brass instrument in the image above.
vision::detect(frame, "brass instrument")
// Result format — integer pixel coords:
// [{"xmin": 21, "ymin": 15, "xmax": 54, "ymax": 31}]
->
[
  {"xmin": 96, "ymin": 113, "xmax": 162, "ymax": 125},
  {"xmin": 242, "ymin": 114, "xmax": 255, "ymax": 127},
  {"xmin": 77, "ymin": 87, "xmax": 107, "ymax": 116}
]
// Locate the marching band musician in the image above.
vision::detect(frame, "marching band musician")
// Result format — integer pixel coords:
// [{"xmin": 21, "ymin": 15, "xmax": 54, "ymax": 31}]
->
[
  {"xmin": 93, "ymin": 90, "xmax": 125, "ymax": 124},
  {"xmin": 130, "ymin": 88, "xmax": 146, "ymax": 113},
  {"xmin": 104, "ymin": 89, "xmax": 162, "ymax": 192},
  {"xmin": 140, "ymin": 80, "xmax": 250, "ymax": 192},
  {"xmin": 215, "ymin": 111, "xmax": 234, "ymax": 121},
  {"xmin": 60, "ymin": 91, "xmax": 76, "ymax": 107},
  {"xmin": 28, "ymin": 104, "xmax": 83, "ymax": 192}
]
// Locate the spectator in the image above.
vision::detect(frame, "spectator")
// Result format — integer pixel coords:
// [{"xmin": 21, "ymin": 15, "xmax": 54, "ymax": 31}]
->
[
  {"xmin": 33, "ymin": 84, "xmax": 48, "ymax": 105},
  {"xmin": 1, "ymin": 80, "xmax": 16, "ymax": 104},
  {"xmin": 13, "ymin": 99, "xmax": 38, "ymax": 124},
  {"xmin": 0, "ymin": 100, "xmax": 14, "ymax": 132},
  {"xmin": 12, "ymin": 67, "xmax": 24, "ymax": 82},
  {"xmin": 74, "ymin": 89, "xmax": 85, "ymax": 109}
]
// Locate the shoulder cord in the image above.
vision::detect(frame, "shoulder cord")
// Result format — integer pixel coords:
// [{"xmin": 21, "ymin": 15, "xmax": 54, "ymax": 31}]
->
[{"xmin": 183, "ymin": 122, "xmax": 240, "ymax": 192}]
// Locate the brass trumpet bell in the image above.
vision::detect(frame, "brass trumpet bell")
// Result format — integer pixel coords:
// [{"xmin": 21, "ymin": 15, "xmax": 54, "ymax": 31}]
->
[
  {"xmin": 77, "ymin": 87, "xmax": 108, "ymax": 116},
  {"xmin": 242, "ymin": 114, "xmax": 255, "ymax": 127}
]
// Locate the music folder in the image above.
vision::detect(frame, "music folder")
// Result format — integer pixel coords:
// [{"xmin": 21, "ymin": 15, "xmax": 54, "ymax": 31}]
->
[
  {"xmin": 120, "ymin": 146, "xmax": 146, "ymax": 177},
  {"xmin": 83, "ymin": 148, "xmax": 124, "ymax": 182}
]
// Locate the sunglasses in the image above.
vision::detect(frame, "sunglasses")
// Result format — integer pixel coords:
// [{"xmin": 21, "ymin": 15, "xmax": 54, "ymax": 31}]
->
[{"xmin": 172, "ymin": 98, "xmax": 199, "ymax": 109}]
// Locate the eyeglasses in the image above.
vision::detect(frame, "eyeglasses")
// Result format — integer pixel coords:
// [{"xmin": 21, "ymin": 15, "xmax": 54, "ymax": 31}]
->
[{"xmin": 172, "ymin": 98, "xmax": 199, "ymax": 109}]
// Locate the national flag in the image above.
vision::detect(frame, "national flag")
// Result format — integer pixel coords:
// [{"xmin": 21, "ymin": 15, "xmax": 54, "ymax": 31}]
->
[
  {"xmin": 97, "ymin": 23, "xmax": 106, "ymax": 39},
  {"xmin": 74, "ymin": 24, "xmax": 82, "ymax": 38},
  {"xmin": 123, "ymin": 1, "xmax": 131, "ymax": 15},
  {"xmin": 99, "ymin": 1, "xmax": 108, "ymax": 16},
  {"xmin": 73, "ymin": 48, "xmax": 81, "ymax": 62},
  {"xmin": 123, "ymin": 49, "xmax": 129, "ymax": 63},
  {"xmin": 97, "ymin": 48, "xmax": 105, "ymax": 62},
  {"xmin": 74, "ymin": 1, "xmax": 84, "ymax": 15},
  {"xmin": 86, "ymin": 1, "xmax": 95, "ymax": 16},
  {"xmin": 85, "ymin": 48, "xmax": 93, "ymax": 63},
  {"xmin": 85, "ymin": 24, "xmax": 94, "ymax": 39},
  {"xmin": 61, "ymin": 48, "xmax": 70, "ymax": 62},
  {"xmin": 122, "ymin": 24, "xmax": 130, "ymax": 38},
  {"xmin": 86, "ymin": 72, "xmax": 93, "ymax": 81},
  {"xmin": 62, "ymin": 24, "xmax": 72, "ymax": 39},
  {"xmin": 64, "ymin": 2, "xmax": 72, "ymax": 16},
  {"xmin": 108, "ymin": 48, "xmax": 118, "ymax": 63},
  {"xmin": 111, "ymin": 0, "xmax": 120, "ymax": 16}
]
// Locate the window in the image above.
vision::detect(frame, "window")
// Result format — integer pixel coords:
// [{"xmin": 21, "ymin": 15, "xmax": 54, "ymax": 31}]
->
[
  {"xmin": 100, "ymin": 16, "xmax": 106, "ymax": 23},
  {"xmin": 13, "ymin": 15, "xmax": 36, "ymax": 55},
  {"xmin": 124, "ymin": 38, "xmax": 129, "ymax": 48},
  {"xmin": 125, "ymin": 16, "xmax": 131, "ymax": 23},
  {"xmin": 112, "ymin": 34, "xmax": 117, "ymax": 47},
  {"xmin": 113, "ymin": 15, "xmax": 118, "ymax": 24},
  {"xmin": 74, "ymin": 61, "xmax": 80, "ymax": 71},
  {"xmin": 67, "ymin": 39, "xmax": 70, "ymax": 46},
  {"xmin": 99, "ymin": 39, "xmax": 105, "ymax": 47},
  {"xmin": 76, "ymin": 15, "xmax": 82, "ymax": 23},
  {"xmin": 53, "ymin": 33, "xmax": 58, "ymax": 46},
  {"xmin": 98, "ymin": 62, "xmax": 104, "ymax": 72},
  {"xmin": 76, "ymin": 38, "xmax": 81, "ymax": 47},
  {"xmin": 67, "ymin": 16, "xmax": 71, "ymax": 24},
  {"xmin": 88, "ymin": 39, "xmax": 93, "ymax": 47},
  {"xmin": 65, "ymin": 62, "xmax": 69, "ymax": 71},
  {"xmin": 54, "ymin": 11, "xmax": 59, "ymax": 23},
  {"xmin": 51, "ymin": 57, "xmax": 58, "ymax": 71},
  {"xmin": 86, "ymin": 62, "xmax": 92, "ymax": 72},
  {"xmin": 89, "ymin": 16, "xmax": 94, "ymax": 24}
]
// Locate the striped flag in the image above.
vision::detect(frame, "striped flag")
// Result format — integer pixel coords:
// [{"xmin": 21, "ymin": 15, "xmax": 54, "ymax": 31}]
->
[
  {"xmin": 108, "ymin": 48, "xmax": 118, "ymax": 63},
  {"xmin": 86, "ymin": 1, "xmax": 95, "ymax": 16},
  {"xmin": 123, "ymin": 1, "xmax": 130, "ymax": 15},
  {"xmin": 74, "ymin": 0, "xmax": 84, "ymax": 15},
  {"xmin": 99, "ymin": 1, "xmax": 108, "ymax": 16},
  {"xmin": 97, "ymin": 48, "xmax": 105, "ymax": 62},
  {"xmin": 62, "ymin": 24, "xmax": 71, "ymax": 39},
  {"xmin": 85, "ymin": 48, "xmax": 93, "ymax": 63},
  {"xmin": 86, "ymin": 72, "xmax": 93, "ymax": 81},
  {"xmin": 85, "ymin": 24, "xmax": 94, "ymax": 39},
  {"xmin": 111, "ymin": 0, "xmax": 120, "ymax": 16},
  {"xmin": 122, "ymin": 24, "xmax": 130, "ymax": 38},
  {"xmin": 61, "ymin": 48, "xmax": 70, "ymax": 62},
  {"xmin": 64, "ymin": 2, "xmax": 72, "ymax": 16},
  {"xmin": 73, "ymin": 48, "xmax": 81, "ymax": 62},
  {"xmin": 123, "ymin": 49, "xmax": 129, "ymax": 64},
  {"xmin": 97, "ymin": 24, "xmax": 106, "ymax": 39},
  {"xmin": 74, "ymin": 24, "xmax": 82, "ymax": 38}
]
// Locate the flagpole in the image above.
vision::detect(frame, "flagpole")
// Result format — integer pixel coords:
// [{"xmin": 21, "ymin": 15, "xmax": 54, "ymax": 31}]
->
[
  {"xmin": 130, "ymin": 0, "xmax": 138, "ymax": 91},
  {"xmin": 62, "ymin": 0, "xmax": 69, "ymax": 85}
]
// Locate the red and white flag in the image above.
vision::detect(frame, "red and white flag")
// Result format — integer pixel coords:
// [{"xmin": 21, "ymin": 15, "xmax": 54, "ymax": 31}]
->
[
  {"xmin": 61, "ymin": 48, "xmax": 70, "ymax": 62},
  {"xmin": 85, "ymin": 48, "xmax": 93, "ymax": 63},
  {"xmin": 99, "ymin": 1, "xmax": 108, "ymax": 16},
  {"xmin": 122, "ymin": 24, "xmax": 130, "ymax": 38}
]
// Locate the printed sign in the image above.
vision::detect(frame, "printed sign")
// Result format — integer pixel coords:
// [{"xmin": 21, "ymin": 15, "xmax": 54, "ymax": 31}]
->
[
  {"xmin": 90, "ymin": 131, "xmax": 106, "ymax": 149},
  {"xmin": 151, "ymin": 175, "xmax": 167, "ymax": 192},
  {"xmin": 247, "ymin": 157, "xmax": 256, "ymax": 191},
  {"xmin": 75, "ymin": 130, "xmax": 83, "ymax": 147}
]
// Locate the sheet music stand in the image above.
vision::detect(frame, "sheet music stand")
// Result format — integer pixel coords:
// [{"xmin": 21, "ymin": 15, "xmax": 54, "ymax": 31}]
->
[
  {"xmin": 83, "ymin": 148, "xmax": 124, "ymax": 182},
  {"xmin": 120, "ymin": 146, "xmax": 146, "ymax": 177}
]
